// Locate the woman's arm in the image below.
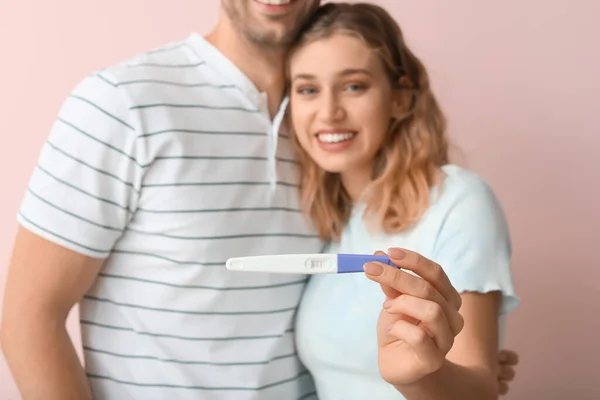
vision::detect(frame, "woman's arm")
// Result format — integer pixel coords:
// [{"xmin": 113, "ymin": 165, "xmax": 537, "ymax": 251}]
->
[
  {"xmin": 365, "ymin": 248, "xmax": 504, "ymax": 400},
  {"xmin": 394, "ymin": 291, "xmax": 501, "ymax": 400}
]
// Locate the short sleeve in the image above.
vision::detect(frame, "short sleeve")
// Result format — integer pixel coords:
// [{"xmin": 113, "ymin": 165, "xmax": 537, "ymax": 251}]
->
[
  {"xmin": 17, "ymin": 72, "xmax": 146, "ymax": 259},
  {"xmin": 432, "ymin": 184, "xmax": 519, "ymax": 315}
]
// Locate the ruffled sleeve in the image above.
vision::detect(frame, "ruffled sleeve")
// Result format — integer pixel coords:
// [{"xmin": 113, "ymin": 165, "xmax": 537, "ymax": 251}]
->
[{"xmin": 432, "ymin": 182, "xmax": 520, "ymax": 315}]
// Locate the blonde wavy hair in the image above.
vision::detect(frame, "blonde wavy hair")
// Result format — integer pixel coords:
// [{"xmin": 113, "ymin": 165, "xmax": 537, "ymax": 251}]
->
[{"xmin": 288, "ymin": 3, "xmax": 450, "ymax": 242}]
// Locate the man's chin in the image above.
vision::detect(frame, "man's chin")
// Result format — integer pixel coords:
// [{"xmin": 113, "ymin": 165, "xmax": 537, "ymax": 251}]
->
[
  {"xmin": 252, "ymin": 2, "xmax": 316, "ymax": 36},
  {"xmin": 245, "ymin": 25, "xmax": 298, "ymax": 48}
]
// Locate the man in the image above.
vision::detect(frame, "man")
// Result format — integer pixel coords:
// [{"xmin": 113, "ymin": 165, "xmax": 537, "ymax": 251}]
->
[{"xmin": 1, "ymin": 1, "xmax": 517, "ymax": 399}]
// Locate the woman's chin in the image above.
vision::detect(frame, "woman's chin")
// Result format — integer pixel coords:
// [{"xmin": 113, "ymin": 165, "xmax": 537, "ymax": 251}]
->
[{"xmin": 314, "ymin": 162, "xmax": 347, "ymax": 175}]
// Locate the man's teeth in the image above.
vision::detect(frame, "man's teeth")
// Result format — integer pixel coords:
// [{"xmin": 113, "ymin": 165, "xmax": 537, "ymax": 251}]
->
[
  {"xmin": 317, "ymin": 133, "xmax": 356, "ymax": 144},
  {"xmin": 256, "ymin": 0, "xmax": 293, "ymax": 5}
]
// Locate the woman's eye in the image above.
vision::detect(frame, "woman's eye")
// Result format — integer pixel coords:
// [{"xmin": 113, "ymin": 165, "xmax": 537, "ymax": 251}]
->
[
  {"xmin": 297, "ymin": 87, "xmax": 317, "ymax": 95},
  {"xmin": 345, "ymin": 83, "xmax": 365, "ymax": 92}
]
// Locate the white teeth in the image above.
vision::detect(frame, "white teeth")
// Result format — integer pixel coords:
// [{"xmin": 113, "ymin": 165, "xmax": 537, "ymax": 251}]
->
[
  {"xmin": 256, "ymin": 0, "xmax": 293, "ymax": 5},
  {"xmin": 317, "ymin": 132, "xmax": 356, "ymax": 144}
]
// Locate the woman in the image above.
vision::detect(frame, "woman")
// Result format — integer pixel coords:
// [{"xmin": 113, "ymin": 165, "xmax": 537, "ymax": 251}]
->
[{"xmin": 288, "ymin": 3, "xmax": 519, "ymax": 399}]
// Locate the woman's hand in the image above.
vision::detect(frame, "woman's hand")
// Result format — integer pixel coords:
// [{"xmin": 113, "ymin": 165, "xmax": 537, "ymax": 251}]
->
[{"xmin": 364, "ymin": 248, "xmax": 464, "ymax": 386}]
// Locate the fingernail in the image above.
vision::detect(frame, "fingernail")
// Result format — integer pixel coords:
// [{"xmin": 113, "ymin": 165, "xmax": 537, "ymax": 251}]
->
[
  {"xmin": 382, "ymin": 299, "xmax": 393, "ymax": 309},
  {"xmin": 388, "ymin": 248, "xmax": 406, "ymax": 259},
  {"xmin": 364, "ymin": 262, "xmax": 383, "ymax": 276}
]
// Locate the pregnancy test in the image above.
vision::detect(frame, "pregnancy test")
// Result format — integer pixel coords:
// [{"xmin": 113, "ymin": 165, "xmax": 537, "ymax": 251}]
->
[{"xmin": 225, "ymin": 253, "xmax": 399, "ymax": 274}]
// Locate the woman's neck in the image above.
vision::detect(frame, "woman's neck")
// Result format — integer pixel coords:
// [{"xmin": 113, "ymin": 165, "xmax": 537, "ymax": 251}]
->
[
  {"xmin": 340, "ymin": 166, "xmax": 373, "ymax": 203},
  {"xmin": 341, "ymin": 165, "xmax": 446, "ymax": 204}
]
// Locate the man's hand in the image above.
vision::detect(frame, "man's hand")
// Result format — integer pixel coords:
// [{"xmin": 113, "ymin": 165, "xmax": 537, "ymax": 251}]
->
[{"xmin": 498, "ymin": 349, "xmax": 519, "ymax": 395}]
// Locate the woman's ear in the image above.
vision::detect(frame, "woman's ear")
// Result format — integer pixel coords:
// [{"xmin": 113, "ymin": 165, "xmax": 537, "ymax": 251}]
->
[{"xmin": 391, "ymin": 76, "xmax": 414, "ymax": 120}]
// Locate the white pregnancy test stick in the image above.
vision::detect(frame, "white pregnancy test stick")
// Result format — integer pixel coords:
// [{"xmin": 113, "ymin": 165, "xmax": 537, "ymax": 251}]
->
[{"xmin": 225, "ymin": 253, "xmax": 398, "ymax": 274}]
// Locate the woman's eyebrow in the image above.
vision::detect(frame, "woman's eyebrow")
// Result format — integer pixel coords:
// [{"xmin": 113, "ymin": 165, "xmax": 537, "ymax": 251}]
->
[
  {"xmin": 292, "ymin": 73, "xmax": 316, "ymax": 81},
  {"xmin": 292, "ymin": 68, "xmax": 372, "ymax": 82},
  {"xmin": 338, "ymin": 68, "xmax": 373, "ymax": 77}
]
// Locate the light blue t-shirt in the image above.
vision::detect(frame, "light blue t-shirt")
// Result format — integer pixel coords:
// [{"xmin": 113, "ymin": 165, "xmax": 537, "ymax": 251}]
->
[{"xmin": 295, "ymin": 165, "xmax": 519, "ymax": 400}]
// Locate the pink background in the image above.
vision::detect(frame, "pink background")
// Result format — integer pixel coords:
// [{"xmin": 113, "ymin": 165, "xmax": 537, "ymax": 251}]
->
[{"xmin": 1, "ymin": 0, "xmax": 598, "ymax": 399}]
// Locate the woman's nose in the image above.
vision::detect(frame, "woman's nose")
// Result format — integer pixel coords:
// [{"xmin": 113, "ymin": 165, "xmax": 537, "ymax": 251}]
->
[{"xmin": 319, "ymin": 92, "xmax": 346, "ymax": 122}]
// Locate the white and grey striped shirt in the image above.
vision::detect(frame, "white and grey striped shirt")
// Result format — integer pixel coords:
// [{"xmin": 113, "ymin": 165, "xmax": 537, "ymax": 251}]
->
[{"xmin": 18, "ymin": 33, "xmax": 323, "ymax": 400}]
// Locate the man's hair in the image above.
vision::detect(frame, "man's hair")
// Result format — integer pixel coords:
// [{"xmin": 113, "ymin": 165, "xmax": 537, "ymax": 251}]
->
[{"xmin": 288, "ymin": 3, "xmax": 450, "ymax": 241}]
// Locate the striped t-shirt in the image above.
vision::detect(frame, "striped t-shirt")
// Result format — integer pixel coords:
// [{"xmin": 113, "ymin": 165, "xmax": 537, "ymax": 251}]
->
[{"xmin": 18, "ymin": 33, "xmax": 323, "ymax": 400}]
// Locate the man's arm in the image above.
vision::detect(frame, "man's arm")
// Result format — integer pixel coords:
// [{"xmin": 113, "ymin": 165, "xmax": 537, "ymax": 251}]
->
[{"xmin": 1, "ymin": 227, "xmax": 104, "ymax": 400}]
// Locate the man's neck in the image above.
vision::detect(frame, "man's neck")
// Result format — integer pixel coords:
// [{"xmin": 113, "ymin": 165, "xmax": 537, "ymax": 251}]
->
[{"xmin": 206, "ymin": 17, "xmax": 287, "ymax": 119}]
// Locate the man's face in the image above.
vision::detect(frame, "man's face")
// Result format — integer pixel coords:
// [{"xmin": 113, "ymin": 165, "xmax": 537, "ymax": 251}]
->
[{"xmin": 221, "ymin": 0, "xmax": 321, "ymax": 48}]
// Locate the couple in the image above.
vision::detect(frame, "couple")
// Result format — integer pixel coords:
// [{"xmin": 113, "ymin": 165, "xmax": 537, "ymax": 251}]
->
[{"xmin": 1, "ymin": 1, "xmax": 519, "ymax": 399}]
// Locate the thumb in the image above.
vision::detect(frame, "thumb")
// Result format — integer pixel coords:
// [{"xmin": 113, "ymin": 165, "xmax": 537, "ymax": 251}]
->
[{"xmin": 371, "ymin": 250, "xmax": 401, "ymax": 299}]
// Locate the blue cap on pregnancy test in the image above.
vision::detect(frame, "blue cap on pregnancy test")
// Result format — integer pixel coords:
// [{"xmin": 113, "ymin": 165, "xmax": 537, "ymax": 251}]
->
[
  {"xmin": 336, "ymin": 254, "xmax": 397, "ymax": 273},
  {"xmin": 225, "ymin": 253, "xmax": 399, "ymax": 274}
]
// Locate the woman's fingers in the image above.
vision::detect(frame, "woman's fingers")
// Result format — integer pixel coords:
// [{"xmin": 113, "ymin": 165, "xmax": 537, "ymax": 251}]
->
[
  {"xmin": 373, "ymin": 250, "xmax": 400, "ymax": 299},
  {"xmin": 387, "ymin": 248, "xmax": 462, "ymax": 310},
  {"xmin": 387, "ymin": 319, "xmax": 444, "ymax": 371},
  {"xmin": 365, "ymin": 261, "xmax": 464, "ymax": 336},
  {"xmin": 384, "ymin": 295, "xmax": 456, "ymax": 353}
]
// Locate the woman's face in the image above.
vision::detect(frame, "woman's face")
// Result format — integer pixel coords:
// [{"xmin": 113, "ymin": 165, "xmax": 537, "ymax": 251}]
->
[{"xmin": 289, "ymin": 33, "xmax": 403, "ymax": 184}]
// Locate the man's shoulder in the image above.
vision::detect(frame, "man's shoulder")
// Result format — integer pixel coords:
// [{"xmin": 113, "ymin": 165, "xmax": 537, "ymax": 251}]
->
[
  {"xmin": 93, "ymin": 35, "xmax": 208, "ymax": 88},
  {"xmin": 56, "ymin": 36, "xmax": 212, "ymax": 142}
]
